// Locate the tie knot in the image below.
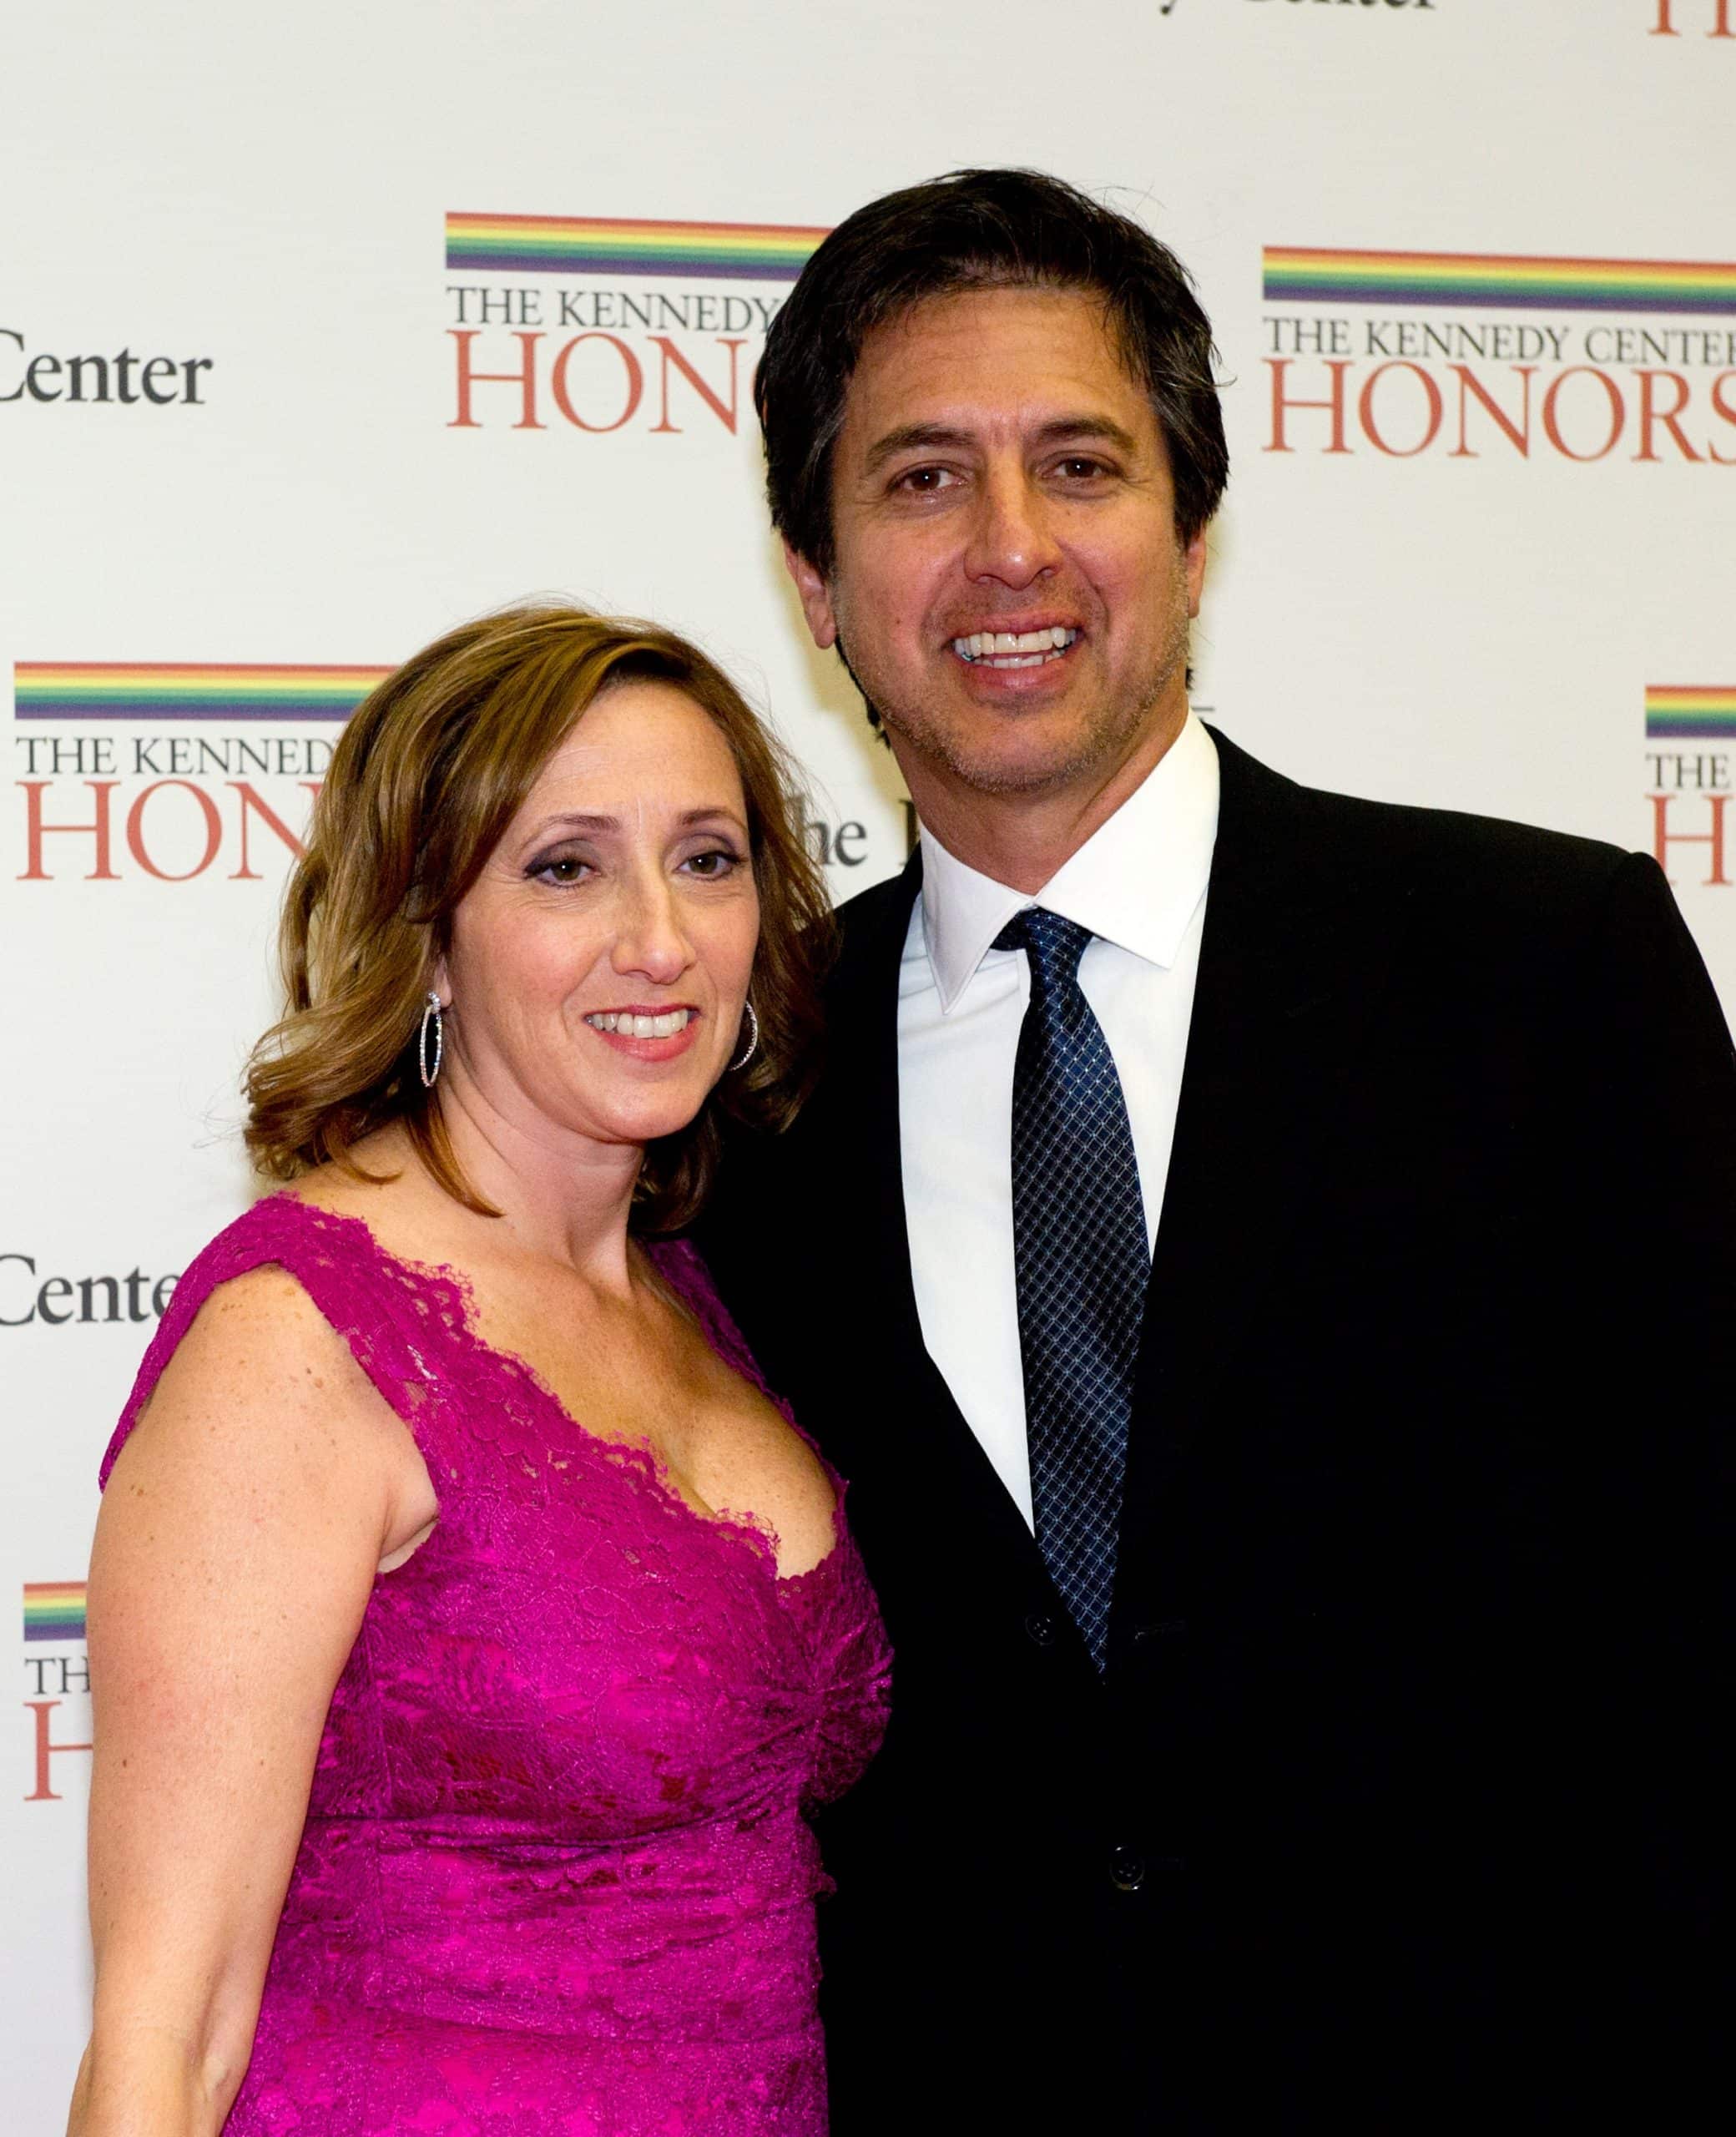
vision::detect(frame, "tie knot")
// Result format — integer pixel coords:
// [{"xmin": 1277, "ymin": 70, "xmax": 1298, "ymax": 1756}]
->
[{"xmin": 993, "ymin": 907, "xmax": 1093, "ymax": 992}]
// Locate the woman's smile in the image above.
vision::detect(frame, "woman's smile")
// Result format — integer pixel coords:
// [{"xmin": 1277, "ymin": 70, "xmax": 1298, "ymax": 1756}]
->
[{"xmin": 582, "ymin": 1003, "xmax": 703, "ymax": 1060}]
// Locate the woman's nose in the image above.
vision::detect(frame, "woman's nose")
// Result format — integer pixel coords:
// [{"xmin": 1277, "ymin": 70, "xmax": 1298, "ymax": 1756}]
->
[{"xmin": 610, "ymin": 877, "xmax": 694, "ymax": 983}]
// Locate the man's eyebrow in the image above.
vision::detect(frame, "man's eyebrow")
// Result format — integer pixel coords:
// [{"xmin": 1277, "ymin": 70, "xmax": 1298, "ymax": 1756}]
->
[
  {"xmin": 1029, "ymin": 414, "xmax": 1142, "ymax": 455},
  {"xmin": 860, "ymin": 413, "xmax": 1143, "ymax": 474},
  {"xmin": 860, "ymin": 422, "xmax": 976, "ymax": 475}
]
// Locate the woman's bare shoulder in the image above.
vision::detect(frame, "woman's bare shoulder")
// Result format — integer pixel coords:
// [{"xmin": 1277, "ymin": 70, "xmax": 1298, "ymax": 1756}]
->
[{"xmin": 117, "ymin": 1254, "xmax": 405, "ymax": 1488}]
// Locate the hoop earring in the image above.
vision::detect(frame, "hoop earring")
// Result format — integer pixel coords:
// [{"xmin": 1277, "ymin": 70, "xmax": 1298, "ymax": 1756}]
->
[
  {"xmin": 728, "ymin": 999, "xmax": 760, "ymax": 1073},
  {"xmin": 418, "ymin": 992, "xmax": 445, "ymax": 1089}
]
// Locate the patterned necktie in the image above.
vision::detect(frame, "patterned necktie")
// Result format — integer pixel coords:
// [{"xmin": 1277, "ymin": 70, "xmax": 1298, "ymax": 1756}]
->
[{"xmin": 994, "ymin": 909, "xmax": 1148, "ymax": 1671}]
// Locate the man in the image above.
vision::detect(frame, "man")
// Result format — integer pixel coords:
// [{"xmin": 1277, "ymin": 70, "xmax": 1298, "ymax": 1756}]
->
[{"xmin": 700, "ymin": 170, "xmax": 1733, "ymax": 2130}]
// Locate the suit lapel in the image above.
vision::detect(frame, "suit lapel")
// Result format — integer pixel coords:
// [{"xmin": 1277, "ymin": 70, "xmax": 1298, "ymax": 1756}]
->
[{"xmin": 1114, "ymin": 735, "xmax": 1413, "ymax": 1606}]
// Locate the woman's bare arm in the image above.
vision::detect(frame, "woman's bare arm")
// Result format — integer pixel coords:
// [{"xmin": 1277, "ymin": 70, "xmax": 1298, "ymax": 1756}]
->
[{"xmin": 68, "ymin": 1266, "xmax": 436, "ymax": 2136}]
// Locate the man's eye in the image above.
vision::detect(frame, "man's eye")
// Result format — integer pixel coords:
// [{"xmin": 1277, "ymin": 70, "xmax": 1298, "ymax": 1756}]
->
[
  {"xmin": 1056, "ymin": 456, "xmax": 1109, "ymax": 480},
  {"xmin": 895, "ymin": 466, "xmax": 956, "ymax": 494}
]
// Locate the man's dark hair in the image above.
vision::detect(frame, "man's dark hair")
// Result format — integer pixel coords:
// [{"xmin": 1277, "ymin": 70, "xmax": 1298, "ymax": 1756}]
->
[{"xmin": 755, "ymin": 167, "xmax": 1230, "ymax": 579}]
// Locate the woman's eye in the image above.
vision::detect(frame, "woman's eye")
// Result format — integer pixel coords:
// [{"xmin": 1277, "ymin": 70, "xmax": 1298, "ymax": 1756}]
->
[
  {"xmin": 529, "ymin": 853, "xmax": 592, "ymax": 885},
  {"xmin": 682, "ymin": 847, "xmax": 740, "ymax": 879}
]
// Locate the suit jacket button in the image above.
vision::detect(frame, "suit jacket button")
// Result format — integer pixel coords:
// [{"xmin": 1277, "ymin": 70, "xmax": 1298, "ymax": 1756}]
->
[
  {"xmin": 1025, "ymin": 1613, "xmax": 1057, "ymax": 1649},
  {"xmin": 1110, "ymin": 1847, "xmax": 1146, "ymax": 1892}
]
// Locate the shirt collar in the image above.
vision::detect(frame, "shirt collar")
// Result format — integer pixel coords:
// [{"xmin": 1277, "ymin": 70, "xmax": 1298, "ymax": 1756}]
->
[{"xmin": 916, "ymin": 712, "xmax": 1220, "ymax": 1014}]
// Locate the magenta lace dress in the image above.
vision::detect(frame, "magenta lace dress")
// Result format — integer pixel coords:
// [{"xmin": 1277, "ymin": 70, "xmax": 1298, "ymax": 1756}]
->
[{"xmin": 98, "ymin": 1195, "xmax": 891, "ymax": 2135}]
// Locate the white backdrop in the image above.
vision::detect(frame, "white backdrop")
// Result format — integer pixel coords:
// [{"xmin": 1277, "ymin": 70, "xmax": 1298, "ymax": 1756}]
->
[{"xmin": 5, "ymin": 3, "xmax": 1733, "ymax": 2124}]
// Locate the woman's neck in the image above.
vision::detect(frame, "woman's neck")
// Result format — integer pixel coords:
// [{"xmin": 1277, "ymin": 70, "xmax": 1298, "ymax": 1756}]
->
[{"xmin": 371, "ymin": 1082, "xmax": 646, "ymax": 1296}]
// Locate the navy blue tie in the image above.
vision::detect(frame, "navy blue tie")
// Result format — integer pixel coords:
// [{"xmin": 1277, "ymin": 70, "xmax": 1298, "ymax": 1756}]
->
[{"xmin": 994, "ymin": 909, "xmax": 1148, "ymax": 1672}]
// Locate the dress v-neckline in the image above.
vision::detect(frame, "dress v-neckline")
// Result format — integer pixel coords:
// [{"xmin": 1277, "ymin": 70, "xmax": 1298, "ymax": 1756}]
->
[{"xmin": 270, "ymin": 1193, "xmax": 845, "ymax": 1591}]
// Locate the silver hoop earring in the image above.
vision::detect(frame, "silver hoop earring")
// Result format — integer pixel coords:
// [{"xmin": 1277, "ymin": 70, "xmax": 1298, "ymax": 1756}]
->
[
  {"xmin": 418, "ymin": 992, "xmax": 445, "ymax": 1089},
  {"xmin": 728, "ymin": 999, "xmax": 760, "ymax": 1073}
]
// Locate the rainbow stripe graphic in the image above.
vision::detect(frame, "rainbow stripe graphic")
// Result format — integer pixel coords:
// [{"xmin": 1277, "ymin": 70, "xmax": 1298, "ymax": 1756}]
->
[
  {"xmin": 14, "ymin": 664, "xmax": 392, "ymax": 722},
  {"xmin": 1264, "ymin": 247, "xmax": 1736, "ymax": 316},
  {"xmin": 446, "ymin": 212, "xmax": 828, "ymax": 281},
  {"xmin": 23, "ymin": 1584, "xmax": 86, "ymax": 1643},
  {"xmin": 1646, "ymin": 687, "xmax": 1736, "ymax": 740}
]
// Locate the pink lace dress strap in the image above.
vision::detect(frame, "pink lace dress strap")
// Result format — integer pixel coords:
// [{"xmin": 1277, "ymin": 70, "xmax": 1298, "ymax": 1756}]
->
[
  {"xmin": 99, "ymin": 1194, "xmax": 444, "ymax": 1490},
  {"xmin": 646, "ymin": 1236, "xmax": 764, "ymax": 1379},
  {"xmin": 648, "ymin": 1236, "xmax": 818, "ymax": 1446}
]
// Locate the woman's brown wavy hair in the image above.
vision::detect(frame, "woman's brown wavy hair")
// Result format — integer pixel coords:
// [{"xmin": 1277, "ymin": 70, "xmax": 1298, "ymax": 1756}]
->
[{"xmin": 244, "ymin": 604, "xmax": 834, "ymax": 1235}]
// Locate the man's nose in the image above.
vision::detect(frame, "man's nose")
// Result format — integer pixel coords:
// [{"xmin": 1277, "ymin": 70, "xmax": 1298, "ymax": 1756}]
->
[
  {"xmin": 610, "ymin": 875, "xmax": 694, "ymax": 984},
  {"xmin": 963, "ymin": 466, "xmax": 1062, "ymax": 590}
]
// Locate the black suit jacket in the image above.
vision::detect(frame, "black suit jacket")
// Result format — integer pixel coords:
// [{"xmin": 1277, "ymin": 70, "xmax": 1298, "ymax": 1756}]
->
[{"xmin": 699, "ymin": 734, "xmax": 1734, "ymax": 2132}]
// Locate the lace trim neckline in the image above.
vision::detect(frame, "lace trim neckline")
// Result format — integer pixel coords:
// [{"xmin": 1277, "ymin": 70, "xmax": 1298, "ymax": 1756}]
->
[{"xmin": 260, "ymin": 1191, "xmax": 844, "ymax": 1592}]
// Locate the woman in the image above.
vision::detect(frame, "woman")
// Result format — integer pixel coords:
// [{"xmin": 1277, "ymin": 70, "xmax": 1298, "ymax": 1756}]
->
[{"xmin": 69, "ymin": 605, "xmax": 891, "ymax": 2136}]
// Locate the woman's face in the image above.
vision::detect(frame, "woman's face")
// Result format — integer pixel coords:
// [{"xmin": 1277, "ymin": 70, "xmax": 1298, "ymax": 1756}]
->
[{"xmin": 438, "ymin": 680, "xmax": 760, "ymax": 1159}]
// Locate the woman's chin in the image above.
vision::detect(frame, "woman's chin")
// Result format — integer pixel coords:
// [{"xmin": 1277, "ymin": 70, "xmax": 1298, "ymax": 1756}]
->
[{"xmin": 576, "ymin": 1084, "xmax": 717, "ymax": 1152}]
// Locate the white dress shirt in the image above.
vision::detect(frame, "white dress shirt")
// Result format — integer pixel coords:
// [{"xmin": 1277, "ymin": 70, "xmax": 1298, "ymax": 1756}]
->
[{"xmin": 897, "ymin": 712, "xmax": 1220, "ymax": 1527}]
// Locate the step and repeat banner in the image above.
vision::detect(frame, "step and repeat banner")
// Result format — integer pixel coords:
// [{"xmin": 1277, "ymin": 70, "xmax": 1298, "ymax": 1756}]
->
[{"xmin": 4, "ymin": 2, "xmax": 1731, "ymax": 2122}]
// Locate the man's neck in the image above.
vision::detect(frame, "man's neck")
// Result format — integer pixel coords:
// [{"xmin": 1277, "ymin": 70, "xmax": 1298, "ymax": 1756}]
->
[{"xmin": 897, "ymin": 700, "xmax": 1188, "ymax": 894}]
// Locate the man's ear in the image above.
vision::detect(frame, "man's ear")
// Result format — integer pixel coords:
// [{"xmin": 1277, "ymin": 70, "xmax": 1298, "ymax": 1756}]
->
[
  {"xmin": 1183, "ymin": 523, "xmax": 1209, "ymax": 621},
  {"xmin": 781, "ymin": 538, "xmax": 840, "ymax": 651}
]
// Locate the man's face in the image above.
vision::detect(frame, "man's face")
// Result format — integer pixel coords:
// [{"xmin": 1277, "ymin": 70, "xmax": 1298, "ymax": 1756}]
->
[{"xmin": 785, "ymin": 284, "xmax": 1207, "ymax": 806}]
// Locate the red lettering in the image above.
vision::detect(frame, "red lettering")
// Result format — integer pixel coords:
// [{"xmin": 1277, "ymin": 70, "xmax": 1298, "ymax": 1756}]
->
[
  {"xmin": 1264, "ymin": 359, "xmax": 1351, "ymax": 454},
  {"xmin": 18, "ymin": 781, "xmax": 120, "ymax": 881},
  {"xmin": 1542, "ymin": 367, "xmax": 1626, "ymax": 462},
  {"xmin": 1651, "ymin": 792, "xmax": 1731, "ymax": 887},
  {"xmin": 551, "ymin": 333, "xmax": 644, "ymax": 432},
  {"xmin": 125, "ymin": 780, "xmax": 223, "ymax": 882},
  {"xmin": 1642, "ymin": 0, "xmax": 1718, "ymax": 33},
  {"xmin": 1358, "ymin": 361, "xmax": 1444, "ymax": 458},
  {"xmin": 1648, "ymin": 2, "xmax": 1728, "ymax": 33},
  {"xmin": 1635, "ymin": 369, "xmax": 1703, "ymax": 462},
  {"xmin": 24, "ymin": 1700, "xmax": 92, "ymax": 1801},
  {"xmin": 448, "ymin": 329, "xmax": 544, "ymax": 430},
  {"xmin": 228, "ymin": 781, "xmax": 315, "ymax": 880},
  {"xmin": 1448, "ymin": 364, "xmax": 1534, "ymax": 458},
  {"xmin": 1709, "ymin": 371, "xmax": 1736, "ymax": 464},
  {"xmin": 648, "ymin": 336, "xmax": 746, "ymax": 434}
]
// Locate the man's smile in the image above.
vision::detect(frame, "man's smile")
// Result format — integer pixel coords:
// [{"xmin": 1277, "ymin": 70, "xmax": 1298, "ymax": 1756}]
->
[{"xmin": 950, "ymin": 625, "xmax": 1081, "ymax": 669}]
